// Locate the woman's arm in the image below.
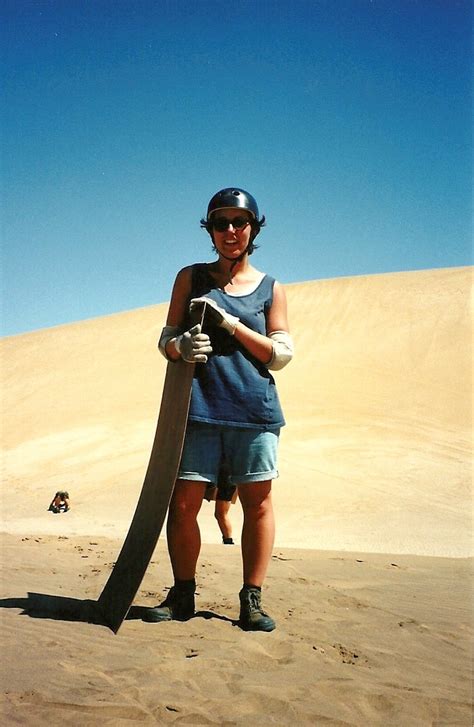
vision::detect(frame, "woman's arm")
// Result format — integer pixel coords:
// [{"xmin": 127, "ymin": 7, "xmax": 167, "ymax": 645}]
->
[
  {"xmin": 161, "ymin": 267, "xmax": 193, "ymax": 361},
  {"xmin": 232, "ymin": 281, "xmax": 290, "ymax": 365},
  {"xmin": 166, "ymin": 266, "xmax": 193, "ymax": 328}
]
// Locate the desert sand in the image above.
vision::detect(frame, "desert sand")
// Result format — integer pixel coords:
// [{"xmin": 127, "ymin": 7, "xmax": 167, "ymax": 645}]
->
[{"xmin": 1, "ymin": 266, "xmax": 472, "ymax": 725}]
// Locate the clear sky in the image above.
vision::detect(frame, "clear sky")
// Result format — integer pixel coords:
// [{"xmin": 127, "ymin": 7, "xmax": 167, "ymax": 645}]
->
[{"xmin": 2, "ymin": 0, "xmax": 472, "ymax": 336}]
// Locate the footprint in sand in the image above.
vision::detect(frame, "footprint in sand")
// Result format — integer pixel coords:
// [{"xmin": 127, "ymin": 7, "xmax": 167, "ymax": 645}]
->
[
  {"xmin": 333, "ymin": 643, "xmax": 367, "ymax": 665},
  {"xmin": 398, "ymin": 618, "xmax": 428, "ymax": 632}
]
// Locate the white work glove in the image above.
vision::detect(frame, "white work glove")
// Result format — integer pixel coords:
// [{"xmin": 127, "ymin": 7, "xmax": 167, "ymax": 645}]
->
[
  {"xmin": 189, "ymin": 297, "xmax": 239, "ymax": 335},
  {"xmin": 175, "ymin": 324, "xmax": 213, "ymax": 363}
]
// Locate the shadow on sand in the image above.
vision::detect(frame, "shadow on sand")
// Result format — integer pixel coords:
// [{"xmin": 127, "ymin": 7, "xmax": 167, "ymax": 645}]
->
[{"xmin": 0, "ymin": 593, "xmax": 236, "ymax": 631}]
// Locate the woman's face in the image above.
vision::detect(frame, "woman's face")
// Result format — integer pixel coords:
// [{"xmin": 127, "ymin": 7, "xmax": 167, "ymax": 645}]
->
[{"xmin": 210, "ymin": 207, "xmax": 253, "ymax": 260}]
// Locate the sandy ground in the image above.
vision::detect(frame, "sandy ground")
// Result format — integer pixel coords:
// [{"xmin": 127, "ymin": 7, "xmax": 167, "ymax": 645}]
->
[
  {"xmin": 1, "ymin": 533, "xmax": 472, "ymax": 726},
  {"xmin": 1, "ymin": 266, "xmax": 472, "ymax": 725}
]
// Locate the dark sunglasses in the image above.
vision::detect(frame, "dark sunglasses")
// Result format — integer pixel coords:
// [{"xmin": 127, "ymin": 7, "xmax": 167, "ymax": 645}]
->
[{"xmin": 211, "ymin": 215, "xmax": 251, "ymax": 232}]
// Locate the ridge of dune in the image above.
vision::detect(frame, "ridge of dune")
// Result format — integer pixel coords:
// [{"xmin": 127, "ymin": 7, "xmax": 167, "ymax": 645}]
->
[{"xmin": 2, "ymin": 266, "xmax": 472, "ymax": 556}]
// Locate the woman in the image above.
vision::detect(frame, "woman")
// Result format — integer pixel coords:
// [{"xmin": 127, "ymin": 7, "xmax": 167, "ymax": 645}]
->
[{"xmin": 146, "ymin": 187, "xmax": 293, "ymax": 631}]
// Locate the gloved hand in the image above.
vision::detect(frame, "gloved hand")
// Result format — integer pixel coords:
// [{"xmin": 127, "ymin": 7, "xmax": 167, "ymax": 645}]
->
[
  {"xmin": 175, "ymin": 324, "xmax": 213, "ymax": 363},
  {"xmin": 189, "ymin": 297, "xmax": 239, "ymax": 335}
]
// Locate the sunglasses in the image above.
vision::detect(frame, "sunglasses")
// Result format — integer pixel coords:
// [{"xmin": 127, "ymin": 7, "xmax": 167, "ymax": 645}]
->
[{"xmin": 211, "ymin": 216, "xmax": 251, "ymax": 232}]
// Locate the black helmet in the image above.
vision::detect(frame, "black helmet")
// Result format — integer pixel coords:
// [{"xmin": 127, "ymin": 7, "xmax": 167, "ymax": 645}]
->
[{"xmin": 206, "ymin": 187, "xmax": 259, "ymax": 220}]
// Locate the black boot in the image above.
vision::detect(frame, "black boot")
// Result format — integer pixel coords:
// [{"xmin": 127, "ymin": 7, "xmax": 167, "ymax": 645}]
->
[
  {"xmin": 239, "ymin": 586, "xmax": 276, "ymax": 632},
  {"xmin": 144, "ymin": 580, "xmax": 195, "ymax": 623}
]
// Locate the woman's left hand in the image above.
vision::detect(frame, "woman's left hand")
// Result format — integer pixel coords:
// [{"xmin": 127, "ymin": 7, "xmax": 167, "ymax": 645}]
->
[{"xmin": 189, "ymin": 297, "xmax": 239, "ymax": 336}]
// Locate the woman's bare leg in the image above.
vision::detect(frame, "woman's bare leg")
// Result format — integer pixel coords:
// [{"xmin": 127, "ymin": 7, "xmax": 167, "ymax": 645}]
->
[
  {"xmin": 167, "ymin": 479, "xmax": 206, "ymax": 581},
  {"xmin": 238, "ymin": 481, "xmax": 274, "ymax": 587},
  {"xmin": 214, "ymin": 499, "xmax": 233, "ymax": 540}
]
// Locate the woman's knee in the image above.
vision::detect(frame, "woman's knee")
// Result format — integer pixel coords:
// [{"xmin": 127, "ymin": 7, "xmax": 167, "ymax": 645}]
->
[
  {"xmin": 170, "ymin": 480, "xmax": 205, "ymax": 521},
  {"xmin": 239, "ymin": 481, "xmax": 272, "ymax": 513}
]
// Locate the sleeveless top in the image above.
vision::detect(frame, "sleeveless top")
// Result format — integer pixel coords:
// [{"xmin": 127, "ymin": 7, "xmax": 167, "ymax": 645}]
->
[{"xmin": 185, "ymin": 263, "xmax": 285, "ymax": 430}]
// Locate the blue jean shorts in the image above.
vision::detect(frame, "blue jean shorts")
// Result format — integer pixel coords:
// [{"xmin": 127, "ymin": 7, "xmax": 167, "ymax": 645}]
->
[{"xmin": 178, "ymin": 422, "xmax": 280, "ymax": 485}]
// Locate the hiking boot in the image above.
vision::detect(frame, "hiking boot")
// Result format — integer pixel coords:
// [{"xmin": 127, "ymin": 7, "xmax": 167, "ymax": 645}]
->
[
  {"xmin": 143, "ymin": 581, "xmax": 195, "ymax": 623},
  {"xmin": 239, "ymin": 586, "xmax": 276, "ymax": 632}
]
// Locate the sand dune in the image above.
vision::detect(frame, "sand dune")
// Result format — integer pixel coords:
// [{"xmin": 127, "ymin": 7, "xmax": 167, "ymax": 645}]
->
[
  {"xmin": 2, "ymin": 266, "xmax": 471, "ymax": 555},
  {"xmin": 1, "ymin": 266, "xmax": 472, "ymax": 725}
]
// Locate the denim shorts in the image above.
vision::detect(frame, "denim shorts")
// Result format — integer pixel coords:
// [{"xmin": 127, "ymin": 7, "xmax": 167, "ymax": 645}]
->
[{"xmin": 178, "ymin": 422, "xmax": 280, "ymax": 485}]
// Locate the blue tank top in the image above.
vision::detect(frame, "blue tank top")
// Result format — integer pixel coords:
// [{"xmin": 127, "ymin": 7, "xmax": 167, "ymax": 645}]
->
[{"xmin": 186, "ymin": 264, "xmax": 285, "ymax": 430}]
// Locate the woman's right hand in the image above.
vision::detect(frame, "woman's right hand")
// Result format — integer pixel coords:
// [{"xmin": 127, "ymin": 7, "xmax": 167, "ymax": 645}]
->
[{"xmin": 175, "ymin": 324, "xmax": 213, "ymax": 363}]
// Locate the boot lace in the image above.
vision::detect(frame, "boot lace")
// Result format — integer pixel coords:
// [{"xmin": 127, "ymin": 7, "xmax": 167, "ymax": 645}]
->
[{"xmin": 247, "ymin": 590, "xmax": 262, "ymax": 614}]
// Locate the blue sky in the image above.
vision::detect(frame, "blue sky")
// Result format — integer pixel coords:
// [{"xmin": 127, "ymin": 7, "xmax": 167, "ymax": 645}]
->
[{"xmin": 2, "ymin": 0, "xmax": 471, "ymax": 336}]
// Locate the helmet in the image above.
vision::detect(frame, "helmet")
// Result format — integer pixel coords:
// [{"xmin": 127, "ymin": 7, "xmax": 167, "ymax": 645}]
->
[{"xmin": 206, "ymin": 187, "xmax": 259, "ymax": 220}]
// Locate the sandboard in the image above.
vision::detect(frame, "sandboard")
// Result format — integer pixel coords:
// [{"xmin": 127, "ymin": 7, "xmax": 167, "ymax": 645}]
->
[{"xmin": 96, "ymin": 357, "xmax": 195, "ymax": 633}]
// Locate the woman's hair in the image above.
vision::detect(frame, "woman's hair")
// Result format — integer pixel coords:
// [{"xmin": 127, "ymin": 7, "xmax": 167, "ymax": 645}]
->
[{"xmin": 200, "ymin": 214, "xmax": 266, "ymax": 256}]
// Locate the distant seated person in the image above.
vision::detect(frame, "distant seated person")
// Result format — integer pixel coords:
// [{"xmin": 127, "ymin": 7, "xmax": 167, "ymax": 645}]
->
[{"xmin": 48, "ymin": 491, "xmax": 70, "ymax": 513}]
